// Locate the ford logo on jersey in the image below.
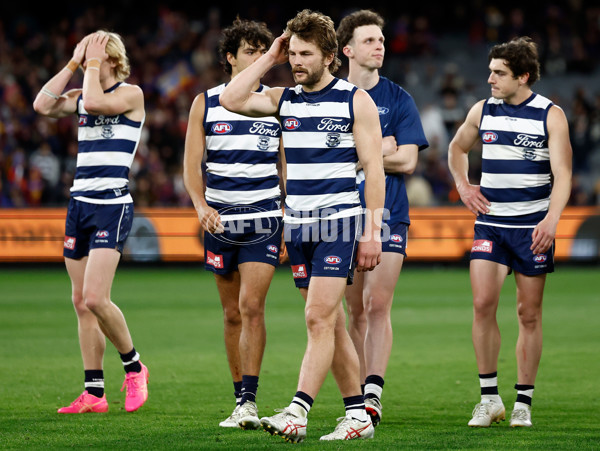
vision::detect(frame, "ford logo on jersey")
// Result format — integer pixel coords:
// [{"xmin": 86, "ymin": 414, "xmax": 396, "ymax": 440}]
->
[
  {"xmin": 324, "ymin": 255, "xmax": 341, "ymax": 264},
  {"xmin": 212, "ymin": 122, "xmax": 233, "ymax": 134},
  {"xmin": 482, "ymin": 131, "xmax": 498, "ymax": 143},
  {"xmin": 284, "ymin": 118, "xmax": 301, "ymax": 130}
]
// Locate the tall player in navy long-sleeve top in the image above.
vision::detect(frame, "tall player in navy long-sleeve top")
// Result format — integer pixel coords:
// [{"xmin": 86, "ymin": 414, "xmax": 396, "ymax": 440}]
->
[
  {"xmin": 448, "ymin": 37, "xmax": 572, "ymax": 428},
  {"xmin": 33, "ymin": 31, "xmax": 149, "ymax": 414},
  {"xmin": 336, "ymin": 10, "xmax": 429, "ymax": 427}
]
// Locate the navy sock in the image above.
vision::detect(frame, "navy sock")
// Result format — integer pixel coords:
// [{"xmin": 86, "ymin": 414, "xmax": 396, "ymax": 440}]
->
[
  {"xmin": 84, "ymin": 370, "xmax": 104, "ymax": 398},
  {"xmin": 240, "ymin": 375, "xmax": 259, "ymax": 405},
  {"xmin": 290, "ymin": 391, "xmax": 313, "ymax": 417},
  {"xmin": 234, "ymin": 380, "xmax": 243, "ymax": 405},
  {"xmin": 119, "ymin": 348, "xmax": 142, "ymax": 373}
]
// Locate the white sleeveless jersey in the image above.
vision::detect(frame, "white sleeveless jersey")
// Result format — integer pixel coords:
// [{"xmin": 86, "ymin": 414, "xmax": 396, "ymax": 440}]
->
[
  {"xmin": 73, "ymin": 82, "xmax": 144, "ymax": 204},
  {"xmin": 204, "ymin": 83, "xmax": 281, "ymax": 219},
  {"xmin": 279, "ymin": 78, "xmax": 361, "ymax": 224},
  {"xmin": 477, "ymin": 93, "xmax": 553, "ymax": 228}
]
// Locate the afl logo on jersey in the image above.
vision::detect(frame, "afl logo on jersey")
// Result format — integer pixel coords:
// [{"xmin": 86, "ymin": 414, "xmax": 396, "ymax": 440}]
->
[
  {"xmin": 96, "ymin": 230, "xmax": 109, "ymax": 238},
  {"xmin": 267, "ymin": 244, "xmax": 278, "ymax": 254},
  {"xmin": 533, "ymin": 254, "xmax": 547, "ymax": 263},
  {"xmin": 481, "ymin": 132, "xmax": 498, "ymax": 144},
  {"xmin": 284, "ymin": 118, "xmax": 301, "ymax": 130},
  {"xmin": 324, "ymin": 255, "xmax": 341, "ymax": 265},
  {"xmin": 482, "ymin": 131, "xmax": 498, "ymax": 143},
  {"xmin": 390, "ymin": 234, "xmax": 403, "ymax": 243},
  {"xmin": 212, "ymin": 122, "xmax": 233, "ymax": 134},
  {"xmin": 78, "ymin": 116, "xmax": 87, "ymax": 126}
]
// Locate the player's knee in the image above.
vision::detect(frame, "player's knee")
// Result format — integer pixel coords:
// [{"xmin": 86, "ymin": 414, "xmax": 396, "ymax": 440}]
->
[
  {"xmin": 222, "ymin": 305, "xmax": 242, "ymax": 327},
  {"xmin": 82, "ymin": 290, "xmax": 107, "ymax": 313},
  {"xmin": 472, "ymin": 295, "xmax": 497, "ymax": 318},
  {"xmin": 364, "ymin": 291, "xmax": 391, "ymax": 318},
  {"xmin": 239, "ymin": 297, "xmax": 265, "ymax": 320},
  {"xmin": 516, "ymin": 304, "xmax": 541, "ymax": 329},
  {"xmin": 305, "ymin": 306, "xmax": 335, "ymax": 333}
]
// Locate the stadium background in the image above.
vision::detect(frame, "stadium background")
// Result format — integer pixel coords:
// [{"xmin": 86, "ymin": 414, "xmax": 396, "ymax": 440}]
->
[
  {"xmin": 1, "ymin": 1, "xmax": 599, "ymax": 262},
  {"xmin": 1, "ymin": 4, "xmax": 599, "ymax": 450}
]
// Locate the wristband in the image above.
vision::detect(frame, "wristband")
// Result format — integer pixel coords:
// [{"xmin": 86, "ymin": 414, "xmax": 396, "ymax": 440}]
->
[
  {"xmin": 41, "ymin": 88, "xmax": 60, "ymax": 100},
  {"xmin": 86, "ymin": 59, "xmax": 101, "ymax": 70},
  {"xmin": 64, "ymin": 60, "xmax": 79, "ymax": 73}
]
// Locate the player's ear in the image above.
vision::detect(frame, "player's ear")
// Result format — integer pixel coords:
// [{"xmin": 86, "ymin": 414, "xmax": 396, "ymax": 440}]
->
[{"xmin": 342, "ymin": 45, "xmax": 353, "ymax": 58}]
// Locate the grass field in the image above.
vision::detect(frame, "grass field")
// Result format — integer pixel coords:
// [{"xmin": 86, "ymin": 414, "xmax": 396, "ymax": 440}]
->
[{"xmin": 0, "ymin": 264, "xmax": 598, "ymax": 449}]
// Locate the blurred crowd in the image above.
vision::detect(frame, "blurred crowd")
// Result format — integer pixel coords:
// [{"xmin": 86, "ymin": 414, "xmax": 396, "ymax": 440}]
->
[{"xmin": 1, "ymin": 2, "xmax": 600, "ymax": 209}]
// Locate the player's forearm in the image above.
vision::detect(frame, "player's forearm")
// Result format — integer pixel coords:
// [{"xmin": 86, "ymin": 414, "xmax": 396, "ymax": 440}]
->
[
  {"xmin": 220, "ymin": 53, "xmax": 276, "ymax": 113},
  {"xmin": 33, "ymin": 61, "xmax": 78, "ymax": 116},
  {"xmin": 362, "ymin": 165, "xmax": 385, "ymax": 239},
  {"xmin": 545, "ymin": 171, "xmax": 572, "ymax": 224},
  {"xmin": 448, "ymin": 143, "xmax": 470, "ymax": 190}
]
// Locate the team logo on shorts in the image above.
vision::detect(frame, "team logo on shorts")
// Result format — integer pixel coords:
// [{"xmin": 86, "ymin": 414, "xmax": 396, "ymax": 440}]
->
[
  {"xmin": 212, "ymin": 122, "xmax": 233, "ymax": 134},
  {"xmin": 533, "ymin": 254, "xmax": 547, "ymax": 263},
  {"xmin": 64, "ymin": 236, "xmax": 76, "ymax": 250},
  {"xmin": 292, "ymin": 264, "xmax": 307, "ymax": 278},
  {"xmin": 482, "ymin": 131, "xmax": 498, "ymax": 143},
  {"xmin": 471, "ymin": 240, "xmax": 493, "ymax": 253},
  {"xmin": 284, "ymin": 118, "xmax": 301, "ymax": 130},
  {"xmin": 267, "ymin": 244, "xmax": 278, "ymax": 254},
  {"xmin": 206, "ymin": 251, "xmax": 224, "ymax": 269},
  {"xmin": 324, "ymin": 255, "xmax": 342, "ymax": 265},
  {"xmin": 96, "ymin": 230, "xmax": 109, "ymax": 238}
]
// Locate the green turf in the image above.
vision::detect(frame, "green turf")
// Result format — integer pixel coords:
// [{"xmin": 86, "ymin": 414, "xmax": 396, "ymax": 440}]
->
[{"xmin": 0, "ymin": 264, "xmax": 598, "ymax": 449}]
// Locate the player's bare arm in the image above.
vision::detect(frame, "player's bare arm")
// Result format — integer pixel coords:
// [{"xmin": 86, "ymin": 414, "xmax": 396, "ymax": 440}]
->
[
  {"xmin": 448, "ymin": 100, "xmax": 491, "ymax": 216},
  {"xmin": 353, "ymin": 89, "xmax": 385, "ymax": 272},
  {"xmin": 531, "ymin": 105, "xmax": 573, "ymax": 254},
  {"xmin": 183, "ymin": 94, "xmax": 224, "ymax": 234},
  {"xmin": 219, "ymin": 34, "xmax": 288, "ymax": 117},
  {"xmin": 82, "ymin": 32, "xmax": 144, "ymax": 120},
  {"xmin": 32, "ymin": 34, "xmax": 92, "ymax": 118},
  {"xmin": 382, "ymin": 142, "xmax": 419, "ymax": 174}
]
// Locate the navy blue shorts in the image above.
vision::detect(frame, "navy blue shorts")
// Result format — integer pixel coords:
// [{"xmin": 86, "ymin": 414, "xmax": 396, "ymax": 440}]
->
[
  {"xmin": 470, "ymin": 223, "xmax": 554, "ymax": 275},
  {"xmin": 204, "ymin": 215, "xmax": 283, "ymax": 274},
  {"xmin": 381, "ymin": 222, "xmax": 408, "ymax": 256},
  {"xmin": 63, "ymin": 199, "xmax": 133, "ymax": 259},
  {"xmin": 284, "ymin": 216, "xmax": 359, "ymax": 289}
]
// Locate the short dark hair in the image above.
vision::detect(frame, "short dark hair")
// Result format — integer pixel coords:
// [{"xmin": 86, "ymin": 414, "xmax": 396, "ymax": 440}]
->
[
  {"xmin": 488, "ymin": 36, "xmax": 540, "ymax": 86},
  {"xmin": 336, "ymin": 9, "xmax": 384, "ymax": 50},
  {"xmin": 218, "ymin": 17, "xmax": 274, "ymax": 75}
]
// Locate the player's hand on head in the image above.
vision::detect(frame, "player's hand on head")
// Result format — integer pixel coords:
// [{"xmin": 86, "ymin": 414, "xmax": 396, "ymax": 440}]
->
[{"xmin": 85, "ymin": 32, "xmax": 109, "ymax": 62}]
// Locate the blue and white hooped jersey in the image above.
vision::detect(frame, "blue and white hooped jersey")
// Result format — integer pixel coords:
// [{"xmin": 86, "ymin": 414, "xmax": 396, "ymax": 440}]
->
[
  {"xmin": 356, "ymin": 76, "xmax": 428, "ymax": 225},
  {"xmin": 205, "ymin": 83, "xmax": 281, "ymax": 220},
  {"xmin": 73, "ymin": 82, "xmax": 143, "ymax": 204},
  {"xmin": 477, "ymin": 93, "xmax": 553, "ymax": 228},
  {"xmin": 280, "ymin": 78, "xmax": 361, "ymax": 224}
]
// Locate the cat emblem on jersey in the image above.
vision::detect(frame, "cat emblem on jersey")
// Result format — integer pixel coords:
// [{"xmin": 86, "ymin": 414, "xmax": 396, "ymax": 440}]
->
[{"xmin": 325, "ymin": 132, "xmax": 341, "ymax": 148}]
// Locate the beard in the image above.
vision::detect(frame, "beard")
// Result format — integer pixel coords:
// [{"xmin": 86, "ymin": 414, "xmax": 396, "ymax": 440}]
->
[{"xmin": 293, "ymin": 64, "xmax": 326, "ymax": 87}]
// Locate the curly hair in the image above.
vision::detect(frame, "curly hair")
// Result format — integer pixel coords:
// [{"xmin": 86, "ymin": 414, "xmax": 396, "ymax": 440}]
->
[
  {"xmin": 336, "ymin": 9, "xmax": 384, "ymax": 50},
  {"xmin": 488, "ymin": 36, "xmax": 541, "ymax": 86},
  {"xmin": 218, "ymin": 17, "xmax": 274, "ymax": 75},
  {"xmin": 284, "ymin": 9, "xmax": 341, "ymax": 73}
]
